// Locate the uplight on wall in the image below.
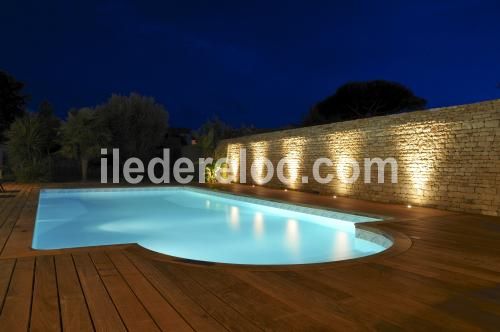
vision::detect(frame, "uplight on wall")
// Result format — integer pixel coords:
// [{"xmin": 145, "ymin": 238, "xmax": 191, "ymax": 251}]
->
[
  {"xmin": 227, "ymin": 143, "xmax": 242, "ymax": 182},
  {"xmin": 326, "ymin": 130, "xmax": 364, "ymax": 196},
  {"xmin": 336, "ymin": 154, "xmax": 360, "ymax": 185},
  {"xmin": 394, "ymin": 120, "xmax": 450, "ymax": 205},
  {"xmin": 279, "ymin": 136, "xmax": 307, "ymax": 189},
  {"xmin": 250, "ymin": 141, "xmax": 270, "ymax": 185}
]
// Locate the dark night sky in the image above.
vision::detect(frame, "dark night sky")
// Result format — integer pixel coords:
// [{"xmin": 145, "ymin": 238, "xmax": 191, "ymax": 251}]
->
[{"xmin": 2, "ymin": 1, "xmax": 500, "ymax": 129}]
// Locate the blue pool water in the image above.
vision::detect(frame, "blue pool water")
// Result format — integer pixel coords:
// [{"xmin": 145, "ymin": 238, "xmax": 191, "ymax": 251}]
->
[{"xmin": 33, "ymin": 187, "xmax": 391, "ymax": 265}]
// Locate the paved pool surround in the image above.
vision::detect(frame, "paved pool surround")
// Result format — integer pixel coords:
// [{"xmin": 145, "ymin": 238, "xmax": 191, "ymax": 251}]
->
[{"xmin": 216, "ymin": 100, "xmax": 500, "ymax": 216}]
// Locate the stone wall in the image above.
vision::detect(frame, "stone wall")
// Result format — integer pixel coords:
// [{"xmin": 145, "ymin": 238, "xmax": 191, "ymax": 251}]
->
[{"xmin": 215, "ymin": 100, "xmax": 500, "ymax": 216}]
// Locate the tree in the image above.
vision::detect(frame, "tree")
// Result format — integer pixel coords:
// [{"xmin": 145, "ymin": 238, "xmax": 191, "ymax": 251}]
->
[
  {"xmin": 303, "ymin": 80, "xmax": 427, "ymax": 125},
  {"xmin": 96, "ymin": 93, "xmax": 168, "ymax": 161},
  {"xmin": 196, "ymin": 118, "xmax": 262, "ymax": 157},
  {"xmin": 36, "ymin": 101, "xmax": 60, "ymax": 154},
  {"xmin": 60, "ymin": 108, "xmax": 110, "ymax": 181},
  {"xmin": 197, "ymin": 118, "xmax": 232, "ymax": 157},
  {"xmin": 0, "ymin": 71, "xmax": 28, "ymax": 142},
  {"xmin": 6, "ymin": 115, "xmax": 51, "ymax": 181}
]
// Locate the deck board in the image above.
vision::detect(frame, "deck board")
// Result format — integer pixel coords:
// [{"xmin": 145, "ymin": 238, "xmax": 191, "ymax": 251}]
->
[
  {"xmin": 158, "ymin": 263, "xmax": 263, "ymax": 332},
  {"xmin": 72, "ymin": 252, "xmax": 127, "ymax": 331},
  {"xmin": 0, "ymin": 183, "xmax": 498, "ymax": 331},
  {"xmin": 30, "ymin": 255, "xmax": 61, "ymax": 331},
  {"xmin": 89, "ymin": 251, "xmax": 161, "ymax": 331},
  {"xmin": 0, "ymin": 259, "xmax": 16, "ymax": 312},
  {"xmin": 107, "ymin": 251, "xmax": 194, "ymax": 331},
  {"xmin": 0, "ymin": 257, "xmax": 35, "ymax": 331},
  {"xmin": 126, "ymin": 251, "xmax": 226, "ymax": 332},
  {"xmin": 54, "ymin": 254, "xmax": 93, "ymax": 332},
  {"xmin": 170, "ymin": 264, "xmax": 335, "ymax": 331}
]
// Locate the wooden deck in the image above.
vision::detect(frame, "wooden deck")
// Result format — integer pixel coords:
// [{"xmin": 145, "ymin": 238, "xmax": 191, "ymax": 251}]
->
[{"xmin": 0, "ymin": 183, "xmax": 499, "ymax": 331}]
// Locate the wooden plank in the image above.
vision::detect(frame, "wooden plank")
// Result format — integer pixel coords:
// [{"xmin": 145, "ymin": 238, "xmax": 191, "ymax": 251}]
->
[
  {"xmin": 305, "ymin": 267, "xmax": 482, "ymax": 330},
  {"xmin": 158, "ymin": 263, "xmax": 261, "ymax": 332},
  {"xmin": 0, "ymin": 184, "xmax": 24, "ymax": 222},
  {"xmin": 0, "ymin": 185, "xmax": 31, "ymax": 256},
  {"xmin": 30, "ymin": 255, "xmax": 61, "ymax": 331},
  {"xmin": 125, "ymin": 251, "xmax": 226, "ymax": 332},
  {"xmin": 72, "ymin": 252, "xmax": 126, "ymax": 332},
  {"xmin": 171, "ymin": 264, "xmax": 333, "ymax": 331},
  {"xmin": 0, "ymin": 257, "xmax": 35, "ymax": 331},
  {"xmin": 0, "ymin": 184, "xmax": 25, "ymax": 225},
  {"xmin": 232, "ymin": 269, "xmax": 363, "ymax": 330},
  {"xmin": 0, "ymin": 184, "xmax": 27, "ymax": 229},
  {"xmin": 0, "ymin": 259, "xmax": 16, "ymax": 311},
  {"xmin": 107, "ymin": 251, "xmax": 193, "ymax": 331},
  {"xmin": 89, "ymin": 251, "xmax": 160, "ymax": 331},
  {"xmin": 54, "ymin": 254, "xmax": 93, "ymax": 332},
  {"xmin": 1, "ymin": 186, "xmax": 38, "ymax": 257}
]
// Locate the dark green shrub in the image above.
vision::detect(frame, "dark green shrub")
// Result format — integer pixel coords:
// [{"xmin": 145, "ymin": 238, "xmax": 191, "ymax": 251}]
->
[
  {"xmin": 6, "ymin": 115, "xmax": 52, "ymax": 181},
  {"xmin": 60, "ymin": 108, "xmax": 110, "ymax": 181}
]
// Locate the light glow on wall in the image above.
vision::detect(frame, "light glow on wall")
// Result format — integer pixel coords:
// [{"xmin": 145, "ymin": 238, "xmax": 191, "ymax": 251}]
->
[
  {"xmin": 250, "ymin": 141, "xmax": 270, "ymax": 185},
  {"xmin": 326, "ymin": 130, "xmax": 364, "ymax": 195},
  {"xmin": 280, "ymin": 137, "xmax": 307, "ymax": 189},
  {"xmin": 336, "ymin": 154, "xmax": 360, "ymax": 184},
  {"xmin": 393, "ymin": 120, "xmax": 450, "ymax": 205},
  {"xmin": 227, "ymin": 143, "xmax": 242, "ymax": 182}
]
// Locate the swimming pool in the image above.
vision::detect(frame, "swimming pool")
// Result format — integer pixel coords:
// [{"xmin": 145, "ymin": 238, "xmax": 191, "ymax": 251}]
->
[{"xmin": 33, "ymin": 187, "xmax": 392, "ymax": 265}]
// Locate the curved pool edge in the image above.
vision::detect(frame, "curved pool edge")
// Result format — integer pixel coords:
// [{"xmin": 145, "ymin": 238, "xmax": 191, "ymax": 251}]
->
[{"xmin": 125, "ymin": 225, "xmax": 412, "ymax": 271}]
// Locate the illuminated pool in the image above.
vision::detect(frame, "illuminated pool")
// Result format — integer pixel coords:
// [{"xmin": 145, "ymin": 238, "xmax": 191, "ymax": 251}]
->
[{"xmin": 33, "ymin": 187, "xmax": 392, "ymax": 265}]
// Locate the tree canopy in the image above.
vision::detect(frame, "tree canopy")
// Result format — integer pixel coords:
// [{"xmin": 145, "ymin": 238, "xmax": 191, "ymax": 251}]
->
[
  {"xmin": 196, "ymin": 118, "xmax": 261, "ymax": 157},
  {"xmin": 0, "ymin": 71, "xmax": 28, "ymax": 141},
  {"xmin": 36, "ymin": 101, "xmax": 60, "ymax": 154},
  {"xmin": 96, "ymin": 93, "xmax": 168, "ymax": 161},
  {"xmin": 303, "ymin": 80, "xmax": 427, "ymax": 126},
  {"xmin": 60, "ymin": 108, "xmax": 110, "ymax": 181},
  {"xmin": 6, "ymin": 115, "xmax": 51, "ymax": 181}
]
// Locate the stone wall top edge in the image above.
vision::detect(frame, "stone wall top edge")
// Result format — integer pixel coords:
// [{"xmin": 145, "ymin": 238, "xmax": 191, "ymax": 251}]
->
[{"xmin": 219, "ymin": 99, "xmax": 500, "ymax": 145}]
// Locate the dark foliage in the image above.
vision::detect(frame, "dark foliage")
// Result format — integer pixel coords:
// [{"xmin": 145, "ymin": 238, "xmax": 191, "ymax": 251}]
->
[
  {"xmin": 0, "ymin": 71, "xmax": 28, "ymax": 141},
  {"xmin": 96, "ymin": 93, "xmax": 168, "ymax": 161},
  {"xmin": 304, "ymin": 80, "xmax": 427, "ymax": 126},
  {"xmin": 60, "ymin": 107, "xmax": 110, "ymax": 181},
  {"xmin": 196, "ymin": 118, "xmax": 262, "ymax": 157},
  {"xmin": 6, "ymin": 115, "xmax": 51, "ymax": 181},
  {"xmin": 37, "ymin": 101, "xmax": 61, "ymax": 154}
]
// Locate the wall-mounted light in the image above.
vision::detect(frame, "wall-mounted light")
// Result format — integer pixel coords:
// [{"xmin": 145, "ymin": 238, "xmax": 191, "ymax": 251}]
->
[
  {"xmin": 407, "ymin": 204, "xmax": 412, "ymax": 209},
  {"xmin": 333, "ymin": 195, "xmax": 337, "ymax": 199}
]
